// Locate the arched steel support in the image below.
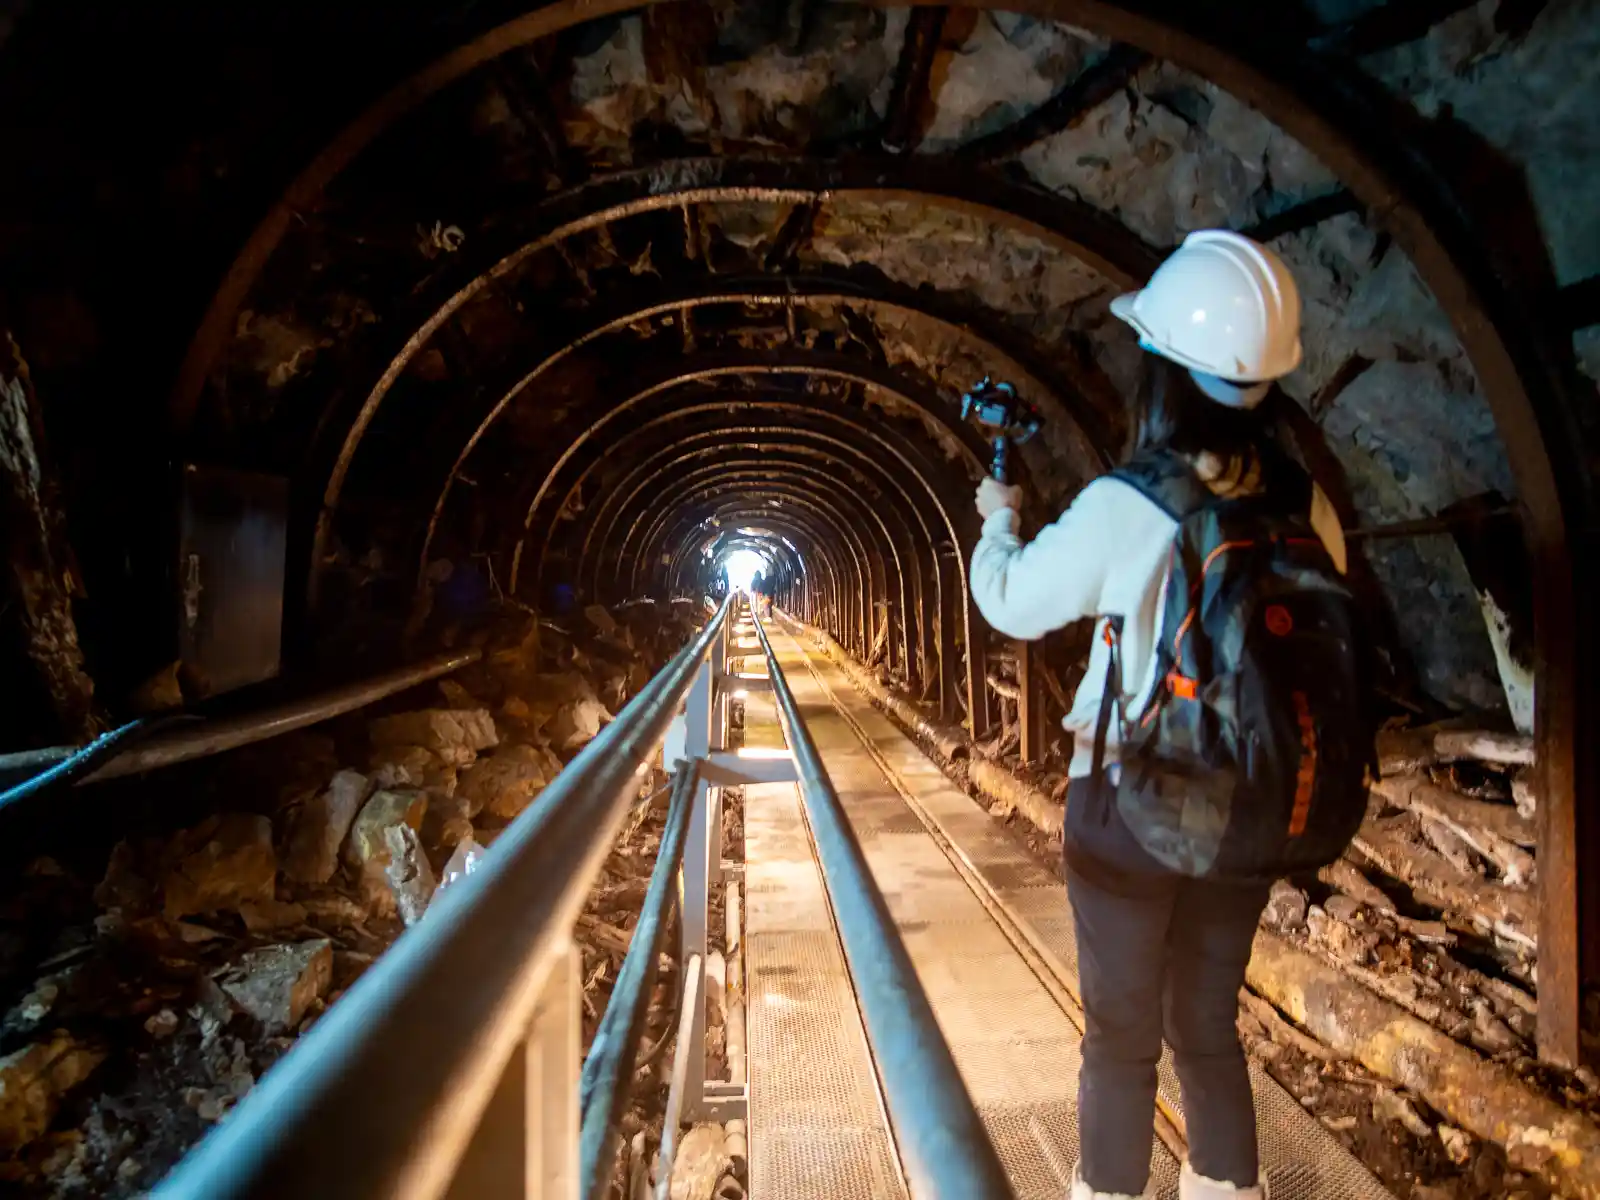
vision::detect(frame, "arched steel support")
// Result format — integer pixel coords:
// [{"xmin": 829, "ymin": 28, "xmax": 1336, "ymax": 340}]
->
[
  {"xmin": 607, "ymin": 465, "xmax": 889, "ymax": 661},
  {"xmin": 661, "ymin": 499, "xmax": 859, "ymax": 650},
  {"xmin": 507, "ymin": 370, "xmax": 985, "ymax": 598},
  {"xmin": 628, "ymin": 463, "xmax": 918, "ymax": 681},
  {"xmin": 559, "ymin": 421, "xmax": 935, "ymax": 680},
  {"xmin": 173, "ymin": 0, "xmax": 1598, "ymax": 1062},
  {"xmin": 653, "ymin": 491, "xmax": 857, "ymax": 645},
  {"xmin": 413, "ymin": 353, "xmax": 988, "ymax": 609},
  {"xmin": 629, "ymin": 467, "xmax": 985, "ymax": 733},
  {"xmin": 581, "ymin": 421, "xmax": 959, "ymax": 700},
  {"xmin": 669, "ymin": 510, "xmax": 841, "ymax": 630}
]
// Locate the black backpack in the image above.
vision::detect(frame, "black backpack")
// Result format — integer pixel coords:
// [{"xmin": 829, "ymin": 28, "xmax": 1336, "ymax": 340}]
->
[{"xmin": 1090, "ymin": 449, "xmax": 1375, "ymax": 883}]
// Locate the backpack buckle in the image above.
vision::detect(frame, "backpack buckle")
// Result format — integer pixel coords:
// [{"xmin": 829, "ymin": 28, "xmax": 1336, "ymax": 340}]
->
[{"xmin": 1166, "ymin": 671, "xmax": 1198, "ymax": 701}]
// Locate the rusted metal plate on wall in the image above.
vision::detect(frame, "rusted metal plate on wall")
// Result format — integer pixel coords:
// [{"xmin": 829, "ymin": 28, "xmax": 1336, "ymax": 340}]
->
[{"xmin": 178, "ymin": 465, "xmax": 287, "ymax": 698}]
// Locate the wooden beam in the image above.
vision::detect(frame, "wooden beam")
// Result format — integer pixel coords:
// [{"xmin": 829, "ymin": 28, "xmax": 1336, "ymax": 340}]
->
[
  {"xmin": 764, "ymin": 199, "xmax": 821, "ymax": 273},
  {"xmin": 881, "ymin": 7, "xmax": 949, "ymax": 153},
  {"xmin": 1313, "ymin": 0, "xmax": 1490, "ymax": 57},
  {"xmin": 1016, "ymin": 639, "xmax": 1047, "ymax": 765},
  {"xmin": 1239, "ymin": 189, "xmax": 1363, "ymax": 243},
  {"xmin": 0, "ymin": 332, "xmax": 99, "ymax": 740},
  {"xmin": 494, "ymin": 57, "xmax": 585, "ymax": 186},
  {"xmin": 955, "ymin": 45, "xmax": 1151, "ymax": 162}
]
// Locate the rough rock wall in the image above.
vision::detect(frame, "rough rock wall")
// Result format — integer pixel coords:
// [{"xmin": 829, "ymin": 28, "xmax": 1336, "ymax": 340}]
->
[{"xmin": 549, "ymin": 7, "xmax": 1556, "ymax": 711}]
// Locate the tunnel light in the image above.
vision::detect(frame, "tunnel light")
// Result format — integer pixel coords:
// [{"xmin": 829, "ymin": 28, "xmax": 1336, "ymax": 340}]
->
[
  {"xmin": 719, "ymin": 547, "xmax": 766, "ymax": 591},
  {"xmin": 732, "ymin": 689, "xmax": 749, "ymax": 700}
]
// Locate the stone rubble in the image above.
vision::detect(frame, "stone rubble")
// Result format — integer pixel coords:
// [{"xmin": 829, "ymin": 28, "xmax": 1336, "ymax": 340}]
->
[
  {"xmin": 216, "ymin": 941, "xmax": 333, "ymax": 1035},
  {"xmin": 0, "ymin": 598, "xmax": 703, "ymax": 1196}
]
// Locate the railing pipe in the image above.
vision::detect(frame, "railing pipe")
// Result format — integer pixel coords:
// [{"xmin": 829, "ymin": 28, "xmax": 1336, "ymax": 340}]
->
[
  {"xmin": 578, "ymin": 759, "xmax": 702, "ymax": 1200},
  {"xmin": 750, "ymin": 615, "xmax": 1013, "ymax": 1199},
  {"xmin": 153, "ymin": 600, "xmax": 733, "ymax": 1200},
  {"xmin": 0, "ymin": 650, "xmax": 482, "ymax": 790}
]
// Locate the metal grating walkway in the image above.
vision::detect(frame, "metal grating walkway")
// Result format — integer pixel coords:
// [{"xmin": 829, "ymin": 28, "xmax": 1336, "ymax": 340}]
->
[
  {"xmin": 740, "ymin": 633, "xmax": 907, "ymax": 1200},
  {"xmin": 750, "ymin": 618, "xmax": 1394, "ymax": 1200}
]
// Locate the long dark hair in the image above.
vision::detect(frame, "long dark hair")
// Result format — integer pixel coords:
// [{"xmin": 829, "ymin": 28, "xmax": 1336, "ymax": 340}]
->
[{"xmin": 1125, "ymin": 355, "xmax": 1267, "ymax": 464}]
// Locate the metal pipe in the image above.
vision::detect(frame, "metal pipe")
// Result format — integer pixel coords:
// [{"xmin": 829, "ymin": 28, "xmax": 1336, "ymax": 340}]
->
[
  {"xmin": 653, "ymin": 953, "xmax": 705, "ymax": 1200},
  {"xmin": 579, "ymin": 760, "xmax": 703, "ymax": 1200},
  {"xmin": 81, "ymin": 651, "xmax": 480, "ymax": 784},
  {"xmin": 723, "ymin": 876, "xmax": 747, "ymax": 1174},
  {"xmin": 750, "ymin": 615, "xmax": 1013, "ymax": 1199},
  {"xmin": 153, "ymin": 599, "xmax": 733, "ymax": 1200}
]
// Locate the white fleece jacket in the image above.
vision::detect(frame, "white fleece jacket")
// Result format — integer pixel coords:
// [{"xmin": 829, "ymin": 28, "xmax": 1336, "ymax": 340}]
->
[{"xmin": 971, "ymin": 468, "xmax": 1346, "ymax": 778}]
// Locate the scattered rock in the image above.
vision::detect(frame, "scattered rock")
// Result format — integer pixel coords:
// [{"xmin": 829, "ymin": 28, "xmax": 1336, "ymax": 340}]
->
[
  {"xmin": 369, "ymin": 744, "xmax": 459, "ymax": 794},
  {"xmin": 1263, "ymin": 880, "xmax": 1309, "ymax": 931},
  {"xmin": 283, "ymin": 769, "xmax": 374, "ymax": 884},
  {"xmin": 239, "ymin": 897, "xmax": 310, "ymax": 934},
  {"xmin": 585, "ymin": 603, "xmax": 619, "ymax": 635},
  {"xmin": 0, "ymin": 1031, "xmax": 106, "ymax": 1152},
  {"xmin": 383, "ymin": 824, "xmax": 438, "ymax": 927},
  {"xmin": 162, "ymin": 814, "xmax": 277, "ymax": 921},
  {"xmin": 670, "ymin": 1124, "xmax": 732, "ymax": 1200},
  {"xmin": 368, "ymin": 709, "xmax": 498, "ymax": 765},
  {"xmin": 143, "ymin": 1009, "xmax": 179, "ymax": 1039},
  {"xmin": 218, "ymin": 940, "xmax": 333, "ymax": 1034},
  {"xmin": 1372, "ymin": 1087, "xmax": 1433, "ymax": 1139},
  {"xmin": 1439, "ymin": 1123, "xmax": 1472, "ymax": 1165},
  {"xmin": 517, "ymin": 675, "xmax": 614, "ymax": 751},
  {"xmin": 300, "ymin": 893, "xmax": 370, "ymax": 929},
  {"xmin": 437, "ymin": 678, "xmax": 476, "ymax": 708},
  {"xmin": 94, "ymin": 840, "xmax": 156, "ymax": 914},
  {"xmin": 345, "ymin": 790, "xmax": 429, "ymax": 913},
  {"xmin": 457, "ymin": 743, "xmax": 563, "ymax": 820}
]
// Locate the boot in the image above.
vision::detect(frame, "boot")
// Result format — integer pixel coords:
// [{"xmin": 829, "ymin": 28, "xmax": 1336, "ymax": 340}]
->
[
  {"xmin": 1179, "ymin": 1161, "xmax": 1267, "ymax": 1199},
  {"xmin": 1069, "ymin": 1165, "xmax": 1147, "ymax": 1200}
]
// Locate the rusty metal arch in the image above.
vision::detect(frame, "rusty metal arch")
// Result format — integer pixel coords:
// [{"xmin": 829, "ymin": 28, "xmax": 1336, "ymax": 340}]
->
[
  {"xmin": 503, "ymin": 363, "xmax": 987, "ymax": 597},
  {"xmin": 648, "ymin": 485, "xmax": 878, "ymax": 657},
  {"xmin": 557, "ymin": 420, "xmax": 940, "ymax": 671},
  {"xmin": 670, "ymin": 510, "xmax": 842, "ymax": 621},
  {"xmin": 164, "ymin": 0, "xmax": 1595, "ymax": 1059},
  {"xmin": 309, "ymin": 253, "xmax": 1128, "ymax": 535},
  {"xmin": 597, "ymin": 444, "xmax": 930, "ymax": 675},
  {"xmin": 647, "ymin": 484, "xmax": 872, "ymax": 648},
  {"xmin": 417, "ymin": 349, "xmax": 989, "ymax": 605},
  {"xmin": 548, "ymin": 416, "xmax": 944, "ymax": 601},
  {"xmin": 516, "ymin": 396, "xmax": 960, "ymax": 600},
  {"xmin": 604, "ymin": 463, "xmax": 891, "ymax": 648}
]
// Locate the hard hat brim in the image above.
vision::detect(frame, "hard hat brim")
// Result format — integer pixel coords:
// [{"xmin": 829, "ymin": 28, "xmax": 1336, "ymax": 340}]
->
[{"xmin": 1109, "ymin": 290, "xmax": 1303, "ymax": 383}]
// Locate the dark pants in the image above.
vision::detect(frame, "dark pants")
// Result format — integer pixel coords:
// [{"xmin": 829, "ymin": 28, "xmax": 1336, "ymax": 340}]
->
[{"xmin": 1064, "ymin": 777, "xmax": 1270, "ymax": 1194}]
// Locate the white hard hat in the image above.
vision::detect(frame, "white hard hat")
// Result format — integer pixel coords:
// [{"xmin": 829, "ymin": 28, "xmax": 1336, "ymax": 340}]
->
[{"xmin": 1111, "ymin": 229, "xmax": 1303, "ymax": 386}]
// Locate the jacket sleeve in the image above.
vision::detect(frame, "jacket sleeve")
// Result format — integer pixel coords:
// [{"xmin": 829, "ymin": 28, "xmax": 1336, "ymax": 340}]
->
[
  {"xmin": 1309, "ymin": 484, "xmax": 1348, "ymax": 575},
  {"xmin": 969, "ymin": 479, "xmax": 1117, "ymax": 641}
]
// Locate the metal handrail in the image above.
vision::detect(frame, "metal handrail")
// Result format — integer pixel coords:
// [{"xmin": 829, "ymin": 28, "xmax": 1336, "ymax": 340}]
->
[
  {"xmin": 578, "ymin": 758, "xmax": 702, "ymax": 1200},
  {"xmin": 751, "ymin": 613, "xmax": 1015, "ymax": 1199},
  {"xmin": 153, "ymin": 598, "xmax": 734, "ymax": 1200}
]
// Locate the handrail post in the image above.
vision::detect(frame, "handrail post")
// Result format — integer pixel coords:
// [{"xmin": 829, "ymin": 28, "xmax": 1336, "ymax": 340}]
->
[
  {"xmin": 445, "ymin": 942, "xmax": 580, "ymax": 1199},
  {"xmin": 679, "ymin": 624, "xmax": 716, "ymax": 1122}
]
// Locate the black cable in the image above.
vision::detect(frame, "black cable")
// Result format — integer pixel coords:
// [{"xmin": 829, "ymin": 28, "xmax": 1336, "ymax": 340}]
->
[
  {"xmin": 0, "ymin": 713, "xmax": 197, "ymax": 816},
  {"xmin": 636, "ymin": 895, "xmax": 685, "ymax": 1075}
]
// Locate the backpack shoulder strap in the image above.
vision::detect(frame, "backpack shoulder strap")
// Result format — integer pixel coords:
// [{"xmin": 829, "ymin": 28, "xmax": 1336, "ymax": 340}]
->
[{"xmin": 1110, "ymin": 451, "xmax": 1214, "ymax": 522}]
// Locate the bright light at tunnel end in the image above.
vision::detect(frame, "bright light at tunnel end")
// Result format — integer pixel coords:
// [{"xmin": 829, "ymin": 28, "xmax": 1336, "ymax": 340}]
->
[{"xmin": 720, "ymin": 548, "xmax": 767, "ymax": 591}]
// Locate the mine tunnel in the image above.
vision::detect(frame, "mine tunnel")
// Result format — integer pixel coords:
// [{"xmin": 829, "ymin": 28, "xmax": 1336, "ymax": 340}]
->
[{"xmin": 2, "ymin": 2, "xmax": 1599, "ymax": 1197}]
